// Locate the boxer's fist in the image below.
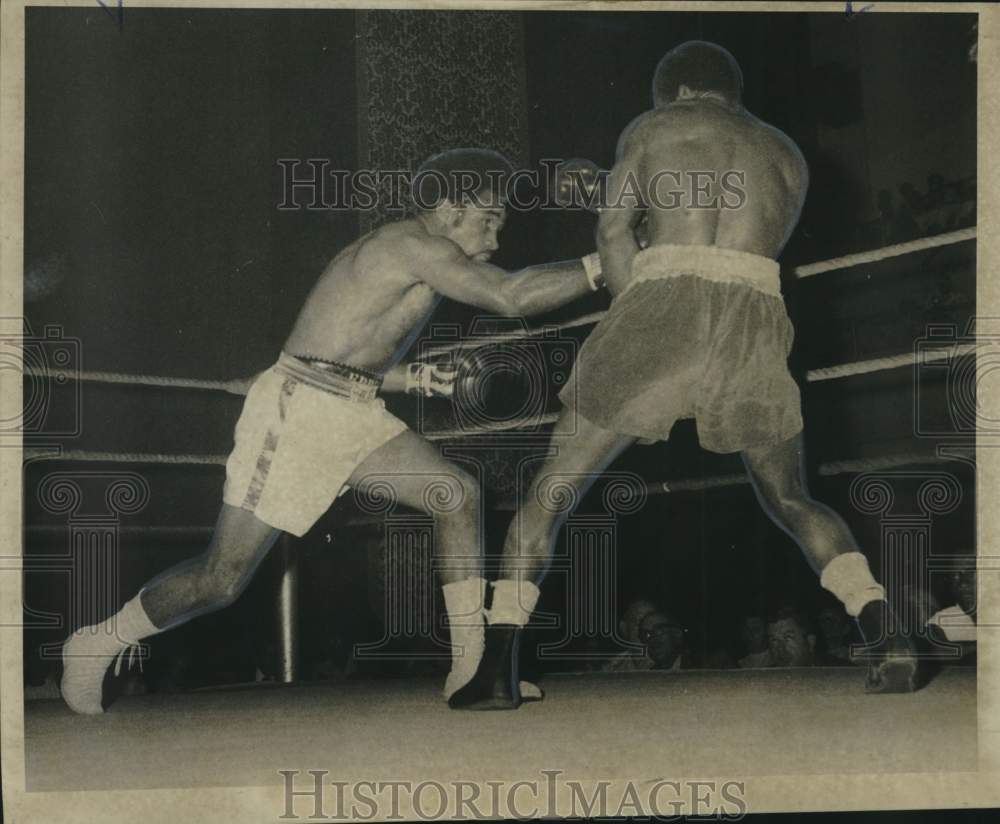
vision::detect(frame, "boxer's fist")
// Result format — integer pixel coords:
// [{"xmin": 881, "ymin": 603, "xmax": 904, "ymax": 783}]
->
[
  {"xmin": 405, "ymin": 361, "xmax": 458, "ymax": 398},
  {"xmin": 553, "ymin": 158, "xmax": 606, "ymax": 212}
]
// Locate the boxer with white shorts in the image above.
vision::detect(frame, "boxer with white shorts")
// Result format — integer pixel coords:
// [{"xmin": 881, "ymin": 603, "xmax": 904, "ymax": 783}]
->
[{"xmin": 61, "ymin": 148, "xmax": 606, "ymax": 714}]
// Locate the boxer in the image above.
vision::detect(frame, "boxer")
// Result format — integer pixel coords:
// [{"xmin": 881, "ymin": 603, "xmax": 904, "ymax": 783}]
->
[
  {"xmin": 450, "ymin": 43, "xmax": 919, "ymax": 710},
  {"xmin": 60, "ymin": 148, "xmax": 607, "ymax": 714}
]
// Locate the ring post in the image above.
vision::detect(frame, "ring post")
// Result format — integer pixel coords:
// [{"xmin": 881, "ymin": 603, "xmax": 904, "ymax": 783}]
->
[{"xmin": 276, "ymin": 534, "xmax": 299, "ymax": 683}]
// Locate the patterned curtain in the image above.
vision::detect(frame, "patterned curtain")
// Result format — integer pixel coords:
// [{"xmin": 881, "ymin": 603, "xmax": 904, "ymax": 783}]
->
[{"xmin": 356, "ymin": 10, "xmax": 529, "ymax": 232}]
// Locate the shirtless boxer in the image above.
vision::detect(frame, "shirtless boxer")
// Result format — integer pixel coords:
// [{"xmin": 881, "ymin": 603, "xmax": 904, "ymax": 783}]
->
[
  {"xmin": 450, "ymin": 43, "xmax": 919, "ymax": 710},
  {"xmin": 60, "ymin": 148, "xmax": 607, "ymax": 714}
]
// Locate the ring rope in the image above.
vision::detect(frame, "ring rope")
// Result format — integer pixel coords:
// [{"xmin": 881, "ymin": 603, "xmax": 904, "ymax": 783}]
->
[
  {"xmin": 422, "ymin": 226, "xmax": 976, "ymax": 355},
  {"xmin": 422, "ymin": 312, "xmax": 608, "ymax": 357},
  {"xmin": 805, "ymin": 342, "xmax": 976, "ymax": 383},
  {"xmin": 23, "ymin": 340, "xmax": 971, "ymax": 412},
  {"xmin": 23, "ymin": 446, "xmax": 957, "ymax": 495},
  {"xmin": 21, "ymin": 367, "xmax": 253, "ymax": 395},
  {"xmin": 792, "ymin": 227, "xmax": 976, "ymax": 278},
  {"xmin": 650, "ymin": 451, "xmax": 954, "ymax": 495},
  {"xmin": 16, "ymin": 228, "xmax": 975, "ymax": 428},
  {"xmin": 18, "ymin": 343, "xmax": 976, "ymax": 451},
  {"xmin": 25, "ymin": 448, "xmax": 229, "ymax": 465}
]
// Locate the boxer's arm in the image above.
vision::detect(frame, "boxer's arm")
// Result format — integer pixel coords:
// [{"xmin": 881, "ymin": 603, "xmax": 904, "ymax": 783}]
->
[
  {"xmin": 597, "ymin": 123, "xmax": 645, "ymax": 295},
  {"xmin": 414, "ymin": 238, "xmax": 595, "ymax": 316},
  {"xmin": 499, "ymin": 259, "xmax": 597, "ymax": 315}
]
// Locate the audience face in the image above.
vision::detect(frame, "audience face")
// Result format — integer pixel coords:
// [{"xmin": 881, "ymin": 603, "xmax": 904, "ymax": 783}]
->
[
  {"xmin": 741, "ymin": 616, "xmax": 768, "ymax": 654},
  {"xmin": 621, "ymin": 599, "xmax": 659, "ymax": 642},
  {"xmin": 638, "ymin": 612, "xmax": 686, "ymax": 668},
  {"xmin": 767, "ymin": 615, "xmax": 815, "ymax": 667}
]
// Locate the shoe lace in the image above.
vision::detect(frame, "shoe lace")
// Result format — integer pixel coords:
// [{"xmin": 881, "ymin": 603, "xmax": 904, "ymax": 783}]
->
[{"xmin": 113, "ymin": 643, "xmax": 144, "ymax": 677}]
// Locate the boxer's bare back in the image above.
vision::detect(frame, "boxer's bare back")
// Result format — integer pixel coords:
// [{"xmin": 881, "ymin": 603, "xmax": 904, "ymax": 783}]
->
[{"xmin": 600, "ymin": 95, "xmax": 808, "ymax": 293}]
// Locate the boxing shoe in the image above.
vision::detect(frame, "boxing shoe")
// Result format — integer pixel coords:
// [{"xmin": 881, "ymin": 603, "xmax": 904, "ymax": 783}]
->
[
  {"xmin": 60, "ymin": 594, "xmax": 155, "ymax": 715},
  {"xmin": 61, "ymin": 629, "xmax": 143, "ymax": 715},
  {"xmin": 854, "ymin": 600, "xmax": 920, "ymax": 694},
  {"xmin": 448, "ymin": 625, "xmax": 523, "ymax": 710}
]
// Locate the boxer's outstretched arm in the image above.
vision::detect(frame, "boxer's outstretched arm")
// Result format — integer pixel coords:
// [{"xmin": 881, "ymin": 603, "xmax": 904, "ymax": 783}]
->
[
  {"xmin": 414, "ymin": 237, "xmax": 593, "ymax": 316},
  {"xmin": 500, "ymin": 259, "xmax": 595, "ymax": 316}
]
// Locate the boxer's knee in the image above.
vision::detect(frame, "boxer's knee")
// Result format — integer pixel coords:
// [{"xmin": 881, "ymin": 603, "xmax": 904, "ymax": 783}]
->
[{"xmin": 427, "ymin": 469, "xmax": 480, "ymax": 523}]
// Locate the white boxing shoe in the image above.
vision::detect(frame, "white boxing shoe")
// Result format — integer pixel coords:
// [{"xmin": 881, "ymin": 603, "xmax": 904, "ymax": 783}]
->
[{"xmin": 60, "ymin": 596, "xmax": 154, "ymax": 715}]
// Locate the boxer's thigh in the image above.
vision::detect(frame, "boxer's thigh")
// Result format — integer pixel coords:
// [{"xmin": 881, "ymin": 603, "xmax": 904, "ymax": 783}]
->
[{"xmin": 347, "ymin": 428, "xmax": 478, "ymax": 517}]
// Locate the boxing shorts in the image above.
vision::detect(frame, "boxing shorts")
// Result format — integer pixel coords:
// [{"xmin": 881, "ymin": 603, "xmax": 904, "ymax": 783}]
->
[
  {"xmin": 559, "ymin": 244, "xmax": 803, "ymax": 454},
  {"xmin": 223, "ymin": 353, "xmax": 408, "ymax": 535}
]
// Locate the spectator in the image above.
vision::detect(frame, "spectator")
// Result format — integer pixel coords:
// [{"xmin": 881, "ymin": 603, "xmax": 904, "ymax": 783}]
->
[
  {"xmin": 620, "ymin": 598, "xmax": 658, "ymax": 644},
  {"xmin": 737, "ymin": 614, "xmax": 773, "ymax": 669},
  {"xmin": 603, "ymin": 606, "xmax": 689, "ymax": 672},
  {"xmin": 767, "ymin": 606, "xmax": 816, "ymax": 667},
  {"xmin": 927, "ymin": 569, "xmax": 977, "ymax": 648}
]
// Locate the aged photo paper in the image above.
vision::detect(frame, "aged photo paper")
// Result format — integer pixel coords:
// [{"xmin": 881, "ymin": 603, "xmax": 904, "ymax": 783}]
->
[{"xmin": 1, "ymin": 1, "xmax": 999, "ymax": 821}]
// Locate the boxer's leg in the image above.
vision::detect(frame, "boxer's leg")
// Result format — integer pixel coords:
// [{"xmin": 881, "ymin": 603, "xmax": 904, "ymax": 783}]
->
[
  {"xmin": 347, "ymin": 430, "xmax": 486, "ymax": 697},
  {"xmin": 500, "ymin": 410, "xmax": 635, "ymax": 584},
  {"xmin": 142, "ymin": 505, "xmax": 283, "ymax": 627},
  {"xmin": 742, "ymin": 433, "xmax": 919, "ymax": 692},
  {"xmin": 741, "ymin": 433, "xmax": 857, "ymax": 574},
  {"xmin": 449, "ymin": 411, "xmax": 634, "ymax": 710},
  {"xmin": 62, "ymin": 505, "xmax": 282, "ymax": 714},
  {"xmin": 348, "ymin": 429, "xmax": 483, "ymax": 586}
]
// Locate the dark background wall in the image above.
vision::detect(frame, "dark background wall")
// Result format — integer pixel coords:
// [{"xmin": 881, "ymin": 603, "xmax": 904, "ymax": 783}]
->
[{"xmin": 23, "ymin": 9, "xmax": 977, "ymax": 682}]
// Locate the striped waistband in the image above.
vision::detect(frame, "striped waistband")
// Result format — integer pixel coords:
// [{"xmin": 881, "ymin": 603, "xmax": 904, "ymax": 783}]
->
[
  {"xmin": 274, "ymin": 353, "xmax": 383, "ymax": 402},
  {"xmin": 625, "ymin": 244, "xmax": 781, "ymax": 298}
]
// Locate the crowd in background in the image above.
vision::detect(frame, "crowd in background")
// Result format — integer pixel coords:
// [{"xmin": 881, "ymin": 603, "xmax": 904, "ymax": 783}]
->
[
  {"xmin": 582, "ymin": 567, "xmax": 978, "ymax": 676},
  {"xmin": 873, "ymin": 172, "xmax": 975, "ymax": 247}
]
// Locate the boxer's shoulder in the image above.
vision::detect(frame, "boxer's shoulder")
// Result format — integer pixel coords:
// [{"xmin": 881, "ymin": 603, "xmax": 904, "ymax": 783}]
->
[
  {"xmin": 397, "ymin": 228, "xmax": 466, "ymax": 269},
  {"xmin": 617, "ymin": 110, "xmax": 660, "ymax": 151},
  {"xmin": 351, "ymin": 219, "xmax": 452, "ymax": 280},
  {"xmin": 743, "ymin": 112, "xmax": 807, "ymax": 168}
]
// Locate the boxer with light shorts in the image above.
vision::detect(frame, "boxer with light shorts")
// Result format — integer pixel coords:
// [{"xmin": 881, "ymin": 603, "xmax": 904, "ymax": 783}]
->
[{"xmin": 60, "ymin": 148, "xmax": 607, "ymax": 714}]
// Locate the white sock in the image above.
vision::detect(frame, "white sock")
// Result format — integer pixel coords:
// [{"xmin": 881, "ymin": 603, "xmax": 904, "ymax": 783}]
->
[
  {"xmin": 441, "ymin": 577, "xmax": 486, "ymax": 698},
  {"xmin": 487, "ymin": 579, "xmax": 540, "ymax": 627},
  {"xmin": 74, "ymin": 591, "xmax": 159, "ymax": 651},
  {"xmin": 820, "ymin": 552, "xmax": 886, "ymax": 617},
  {"xmin": 62, "ymin": 591, "xmax": 160, "ymax": 715},
  {"xmin": 117, "ymin": 591, "xmax": 160, "ymax": 642}
]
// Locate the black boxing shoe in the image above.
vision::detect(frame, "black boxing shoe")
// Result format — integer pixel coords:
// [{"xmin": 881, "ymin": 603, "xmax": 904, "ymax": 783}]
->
[
  {"xmin": 854, "ymin": 600, "xmax": 920, "ymax": 694},
  {"xmin": 448, "ymin": 625, "xmax": 522, "ymax": 711}
]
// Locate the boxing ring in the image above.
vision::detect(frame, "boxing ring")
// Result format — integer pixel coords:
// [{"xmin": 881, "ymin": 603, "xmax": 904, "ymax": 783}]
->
[
  {"xmin": 21, "ymin": 226, "xmax": 980, "ymax": 788},
  {"xmin": 24, "ymin": 667, "xmax": 977, "ymax": 791}
]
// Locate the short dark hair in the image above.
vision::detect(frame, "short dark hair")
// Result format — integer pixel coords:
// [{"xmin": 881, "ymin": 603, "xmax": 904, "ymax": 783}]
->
[
  {"xmin": 768, "ymin": 606, "xmax": 815, "ymax": 636},
  {"xmin": 652, "ymin": 41, "xmax": 743, "ymax": 106},
  {"xmin": 412, "ymin": 148, "xmax": 514, "ymax": 211}
]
